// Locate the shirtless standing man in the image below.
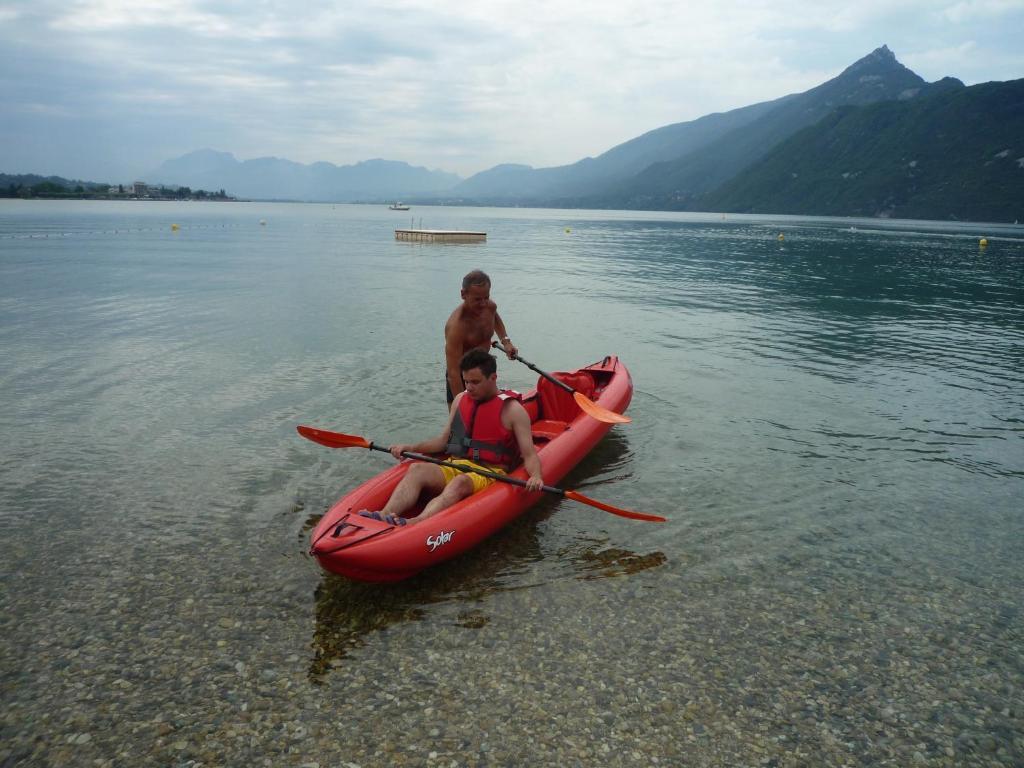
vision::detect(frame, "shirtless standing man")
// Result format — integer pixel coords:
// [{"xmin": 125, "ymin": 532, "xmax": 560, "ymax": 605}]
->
[{"xmin": 444, "ymin": 270, "xmax": 518, "ymax": 406}]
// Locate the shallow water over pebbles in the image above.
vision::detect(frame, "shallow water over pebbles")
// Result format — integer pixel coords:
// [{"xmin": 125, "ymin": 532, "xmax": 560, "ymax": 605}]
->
[{"xmin": 1, "ymin": 200, "xmax": 1022, "ymax": 766}]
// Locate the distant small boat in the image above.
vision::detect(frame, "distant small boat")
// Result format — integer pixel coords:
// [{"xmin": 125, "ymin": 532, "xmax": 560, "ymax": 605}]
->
[{"xmin": 389, "ymin": 202, "xmax": 410, "ymax": 211}]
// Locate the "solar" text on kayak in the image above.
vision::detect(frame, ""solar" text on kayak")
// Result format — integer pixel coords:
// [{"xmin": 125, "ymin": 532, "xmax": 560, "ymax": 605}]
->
[{"xmin": 426, "ymin": 530, "xmax": 454, "ymax": 552}]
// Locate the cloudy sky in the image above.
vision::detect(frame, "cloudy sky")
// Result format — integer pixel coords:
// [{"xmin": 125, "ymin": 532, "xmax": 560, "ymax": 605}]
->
[{"xmin": 2, "ymin": 0, "xmax": 1022, "ymax": 183}]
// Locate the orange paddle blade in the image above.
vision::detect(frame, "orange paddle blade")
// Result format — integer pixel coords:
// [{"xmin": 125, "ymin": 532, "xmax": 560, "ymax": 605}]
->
[
  {"xmin": 297, "ymin": 425, "xmax": 371, "ymax": 449},
  {"xmin": 573, "ymin": 392, "xmax": 632, "ymax": 424},
  {"xmin": 563, "ymin": 490, "xmax": 666, "ymax": 522}
]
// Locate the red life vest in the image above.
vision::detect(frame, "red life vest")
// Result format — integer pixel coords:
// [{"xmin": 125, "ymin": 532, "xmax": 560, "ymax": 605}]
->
[{"xmin": 446, "ymin": 392, "xmax": 521, "ymax": 470}]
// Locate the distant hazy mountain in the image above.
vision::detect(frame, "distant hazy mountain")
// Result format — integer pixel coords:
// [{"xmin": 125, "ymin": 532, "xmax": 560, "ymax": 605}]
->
[
  {"xmin": 597, "ymin": 45, "xmax": 945, "ymax": 208},
  {"xmin": 453, "ymin": 95, "xmax": 793, "ymax": 201},
  {"xmin": 699, "ymin": 78, "xmax": 1024, "ymax": 222},
  {"xmin": 149, "ymin": 149, "xmax": 461, "ymax": 201},
  {"xmin": 456, "ymin": 46, "xmax": 931, "ymax": 205}
]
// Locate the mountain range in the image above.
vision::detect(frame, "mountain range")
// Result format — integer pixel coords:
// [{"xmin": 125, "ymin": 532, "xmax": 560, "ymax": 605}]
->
[
  {"xmin": 455, "ymin": 45, "xmax": 936, "ymax": 205},
  {"xmin": 700, "ymin": 78, "xmax": 1024, "ymax": 221},
  {"xmin": 111, "ymin": 47, "xmax": 1024, "ymax": 222},
  {"xmin": 150, "ymin": 151, "xmax": 460, "ymax": 202}
]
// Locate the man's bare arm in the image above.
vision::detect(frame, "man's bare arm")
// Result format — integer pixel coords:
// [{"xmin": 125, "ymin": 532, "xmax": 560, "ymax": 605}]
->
[
  {"xmin": 494, "ymin": 312, "xmax": 518, "ymax": 359},
  {"xmin": 508, "ymin": 403, "xmax": 543, "ymax": 491},
  {"xmin": 444, "ymin": 323, "xmax": 465, "ymax": 399}
]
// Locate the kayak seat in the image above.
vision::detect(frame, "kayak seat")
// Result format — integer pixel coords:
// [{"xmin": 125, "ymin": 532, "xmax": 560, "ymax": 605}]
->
[
  {"xmin": 531, "ymin": 419, "xmax": 569, "ymax": 442},
  {"xmin": 537, "ymin": 372, "xmax": 596, "ymax": 422}
]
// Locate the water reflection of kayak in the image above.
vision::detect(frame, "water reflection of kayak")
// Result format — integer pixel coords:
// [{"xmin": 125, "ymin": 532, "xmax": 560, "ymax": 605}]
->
[{"xmin": 309, "ymin": 356, "xmax": 633, "ymax": 582}]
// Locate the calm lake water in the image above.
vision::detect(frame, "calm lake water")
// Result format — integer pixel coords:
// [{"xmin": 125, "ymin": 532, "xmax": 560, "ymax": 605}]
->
[{"xmin": 1, "ymin": 199, "xmax": 1022, "ymax": 766}]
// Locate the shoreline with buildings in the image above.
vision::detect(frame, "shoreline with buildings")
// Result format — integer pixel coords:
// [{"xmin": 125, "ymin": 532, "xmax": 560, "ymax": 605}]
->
[{"xmin": 1, "ymin": 175, "xmax": 237, "ymax": 202}]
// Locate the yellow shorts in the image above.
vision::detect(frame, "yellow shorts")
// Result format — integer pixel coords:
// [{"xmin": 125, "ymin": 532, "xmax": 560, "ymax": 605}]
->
[{"xmin": 438, "ymin": 459, "xmax": 506, "ymax": 494}]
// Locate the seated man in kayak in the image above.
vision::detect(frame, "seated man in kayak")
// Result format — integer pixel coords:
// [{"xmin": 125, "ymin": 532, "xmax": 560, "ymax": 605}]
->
[{"xmin": 361, "ymin": 348, "xmax": 544, "ymax": 526}]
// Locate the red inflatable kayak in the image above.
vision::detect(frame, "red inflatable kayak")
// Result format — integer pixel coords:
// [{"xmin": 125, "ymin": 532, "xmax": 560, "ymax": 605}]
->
[{"xmin": 309, "ymin": 355, "xmax": 632, "ymax": 582}]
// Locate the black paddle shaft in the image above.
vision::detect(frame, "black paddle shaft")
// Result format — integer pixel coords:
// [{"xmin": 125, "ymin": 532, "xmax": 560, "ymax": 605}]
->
[
  {"xmin": 491, "ymin": 341, "xmax": 574, "ymax": 394},
  {"xmin": 366, "ymin": 442, "xmax": 562, "ymax": 495}
]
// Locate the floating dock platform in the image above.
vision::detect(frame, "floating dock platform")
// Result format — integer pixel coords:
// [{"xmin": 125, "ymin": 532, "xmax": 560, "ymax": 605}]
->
[{"xmin": 395, "ymin": 229, "xmax": 486, "ymax": 243}]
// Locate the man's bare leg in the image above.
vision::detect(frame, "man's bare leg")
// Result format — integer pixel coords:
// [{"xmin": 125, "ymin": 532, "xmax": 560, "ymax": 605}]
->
[
  {"xmin": 379, "ymin": 463, "xmax": 445, "ymax": 519},
  {"xmin": 409, "ymin": 474, "xmax": 475, "ymax": 524}
]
